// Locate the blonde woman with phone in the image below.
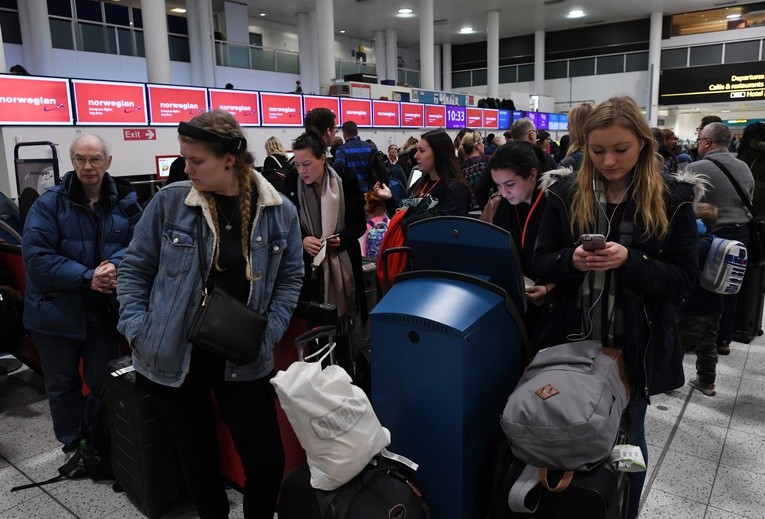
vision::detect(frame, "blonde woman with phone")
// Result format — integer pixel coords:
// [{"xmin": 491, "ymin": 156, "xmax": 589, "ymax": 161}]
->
[{"xmin": 532, "ymin": 96, "xmax": 700, "ymax": 519}]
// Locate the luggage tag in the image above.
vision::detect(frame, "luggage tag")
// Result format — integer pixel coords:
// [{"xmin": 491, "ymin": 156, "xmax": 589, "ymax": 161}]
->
[{"xmin": 610, "ymin": 444, "xmax": 646, "ymax": 472}]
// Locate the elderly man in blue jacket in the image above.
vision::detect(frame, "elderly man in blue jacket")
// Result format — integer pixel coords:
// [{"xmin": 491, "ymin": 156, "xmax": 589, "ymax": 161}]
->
[{"xmin": 22, "ymin": 134, "xmax": 142, "ymax": 456}]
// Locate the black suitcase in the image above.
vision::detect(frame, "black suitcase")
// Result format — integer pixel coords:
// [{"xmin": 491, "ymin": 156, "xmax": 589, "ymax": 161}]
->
[
  {"xmin": 488, "ymin": 432, "xmax": 630, "ymax": 519},
  {"xmin": 277, "ymin": 456, "xmax": 429, "ymax": 519},
  {"xmin": 106, "ymin": 356, "xmax": 187, "ymax": 519},
  {"xmin": 733, "ymin": 262, "xmax": 765, "ymax": 343}
]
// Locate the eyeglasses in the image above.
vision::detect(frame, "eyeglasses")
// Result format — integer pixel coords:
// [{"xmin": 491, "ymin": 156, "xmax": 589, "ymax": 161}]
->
[
  {"xmin": 698, "ymin": 137, "xmax": 711, "ymax": 146},
  {"xmin": 73, "ymin": 155, "xmax": 104, "ymax": 167}
]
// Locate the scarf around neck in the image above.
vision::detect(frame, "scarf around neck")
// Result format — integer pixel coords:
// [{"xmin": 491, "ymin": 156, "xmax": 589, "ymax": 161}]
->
[{"xmin": 297, "ymin": 165, "xmax": 356, "ymax": 316}]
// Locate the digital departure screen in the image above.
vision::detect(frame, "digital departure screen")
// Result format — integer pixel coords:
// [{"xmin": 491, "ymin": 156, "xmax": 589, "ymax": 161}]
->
[
  {"xmin": 659, "ymin": 61, "xmax": 765, "ymax": 105},
  {"xmin": 372, "ymin": 100, "xmax": 400, "ymax": 127},
  {"xmin": 303, "ymin": 95, "xmax": 340, "ymax": 121},
  {"xmin": 498, "ymin": 110, "xmax": 511, "ymax": 129},
  {"xmin": 260, "ymin": 92, "xmax": 303, "ymax": 127},
  {"xmin": 0, "ymin": 76, "xmax": 73, "ymax": 125},
  {"xmin": 425, "ymin": 104, "xmax": 446, "ymax": 127},
  {"xmin": 400, "ymin": 102, "xmax": 424, "ymax": 128},
  {"xmin": 340, "ymin": 98, "xmax": 372, "ymax": 127},
  {"xmin": 147, "ymin": 85, "xmax": 208, "ymax": 125},
  {"xmin": 483, "ymin": 109, "xmax": 499, "ymax": 130}
]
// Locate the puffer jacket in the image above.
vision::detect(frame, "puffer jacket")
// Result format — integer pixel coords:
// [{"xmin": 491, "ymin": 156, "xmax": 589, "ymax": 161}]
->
[
  {"xmin": 116, "ymin": 172, "xmax": 303, "ymax": 387},
  {"xmin": 22, "ymin": 171, "xmax": 142, "ymax": 339},
  {"xmin": 532, "ymin": 169, "xmax": 699, "ymax": 399},
  {"xmin": 738, "ymin": 138, "xmax": 765, "ymax": 217}
]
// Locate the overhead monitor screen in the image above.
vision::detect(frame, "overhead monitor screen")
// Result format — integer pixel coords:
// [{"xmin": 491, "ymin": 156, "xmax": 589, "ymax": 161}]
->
[
  {"xmin": 303, "ymin": 95, "xmax": 340, "ymax": 121},
  {"xmin": 340, "ymin": 98, "xmax": 373, "ymax": 127},
  {"xmin": 425, "ymin": 104, "xmax": 446, "ymax": 127},
  {"xmin": 72, "ymin": 79, "xmax": 147, "ymax": 125},
  {"xmin": 483, "ymin": 109, "xmax": 499, "ymax": 130},
  {"xmin": 400, "ymin": 102, "xmax": 425, "ymax": 128},
  {"xmin": 147, "ymin": 84, "xmax": 208, "ymax": 125},
  {"xmin": 209, "ymin": 88, "xmax": 260, "ymax": 126},
  {"xmin": 372, "ymin": 100, "xmax": 400, "ymax": 127},
  {"xmin": 0, "ymin": 76, "xmax": 73, "ymax": 125},
  {"xmin": 260, "ymin": 92, "xmax": 304, "ymax": 127},
  {"xmin": 445, "ymin": 105, "xmax": 467, "ymax": 129}
]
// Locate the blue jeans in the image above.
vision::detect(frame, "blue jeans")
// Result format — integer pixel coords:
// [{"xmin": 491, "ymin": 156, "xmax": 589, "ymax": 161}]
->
[
  {"xmin": 627, "ymin": 396, "xmax": 648, "ymax": 519},
  {"xmin": 32, "ymin": 305, "xmax": 120, "ymax": 452}
]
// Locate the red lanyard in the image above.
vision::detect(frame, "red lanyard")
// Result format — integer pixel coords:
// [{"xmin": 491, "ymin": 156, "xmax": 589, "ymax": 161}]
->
[
  {"xmin": 419, "ymin": 178, "xmax": 440, "ymax": 197},
  {"xmin": 515, "ymin": 189, "xmax": 545, "ymax": 251}
]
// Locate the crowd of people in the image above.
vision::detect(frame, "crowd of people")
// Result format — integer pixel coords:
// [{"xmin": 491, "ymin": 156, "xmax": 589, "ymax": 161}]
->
[{"xmin": 17, "ymin": 96, "xmax": 765, "ymax": 519}]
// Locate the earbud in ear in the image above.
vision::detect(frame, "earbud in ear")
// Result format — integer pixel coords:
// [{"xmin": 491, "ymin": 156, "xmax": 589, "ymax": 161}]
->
[{"xmin": 640, "ymin": 141, "xmax": 645, "ymax": 150}]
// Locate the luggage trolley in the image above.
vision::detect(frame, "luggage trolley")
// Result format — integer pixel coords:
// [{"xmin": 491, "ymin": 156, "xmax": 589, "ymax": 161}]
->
[
  {"xmin": 371, "ymin": 216, "xmax": 529, "ymax": 519},
  {"xmin": 14, "ymin": 141, "xmax": 60, "ymax": 224}
]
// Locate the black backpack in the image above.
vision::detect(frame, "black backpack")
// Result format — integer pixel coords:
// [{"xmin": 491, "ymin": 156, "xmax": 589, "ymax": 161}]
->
[{"xmin": 368, "ymin": 150, "xmax": 392, "ymax": 189}]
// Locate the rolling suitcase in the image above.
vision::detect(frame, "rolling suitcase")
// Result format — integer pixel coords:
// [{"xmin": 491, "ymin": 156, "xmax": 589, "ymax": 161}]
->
[
  {"xmin": 488, "ymin": 430, "xmax": 630, "ymax": 519},
  {"xmin": 733, "ymin": 262, "xmax": 765, "ymax": 343},
  {"xmin": 106, "ymin": 356, "xmax": 188, "ymax": 519}
]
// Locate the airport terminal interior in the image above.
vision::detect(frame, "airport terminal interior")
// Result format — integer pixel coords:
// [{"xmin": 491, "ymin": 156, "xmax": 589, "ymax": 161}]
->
[{"xmin": 2, "ymin": 0, "xmax": 765, "ymax": 518}]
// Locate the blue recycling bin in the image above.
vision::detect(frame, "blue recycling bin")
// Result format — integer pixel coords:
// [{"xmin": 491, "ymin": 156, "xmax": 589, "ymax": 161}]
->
[{"xmin": 371, "ymin": 217, "xmax": 527, "ymax": 519}]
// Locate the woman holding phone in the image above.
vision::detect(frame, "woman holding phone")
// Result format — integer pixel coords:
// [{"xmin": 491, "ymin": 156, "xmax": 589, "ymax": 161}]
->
[
  {"xmin": 284, "ymin": 130, "xmax": 367, "ymax": 323},
  {"xmin": 532, "ymin": 96, "xmax": 698, "ymax": 519}
]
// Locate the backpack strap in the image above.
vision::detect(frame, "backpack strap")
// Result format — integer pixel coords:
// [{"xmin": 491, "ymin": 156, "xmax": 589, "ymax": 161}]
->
[
  {"xmin": 539, "ymin": 467, "xmax": 574, "ymax": 493},
  {"xmin": 507, "ymin": 464, "xmax": 542, "ymax": 513},
  {"xmin": 707, "ymin": 158, "xmax": 756, "ymax": 218}
]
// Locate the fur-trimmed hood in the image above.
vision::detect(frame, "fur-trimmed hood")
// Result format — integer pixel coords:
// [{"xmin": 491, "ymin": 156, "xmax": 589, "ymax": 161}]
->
[
  {"xmin": 538, "ymin": 166, "xmax": 574, "ymax": 191},
  {"xmin": 674, "ymin": 169, "xmax": 710, "ymax": 205}
]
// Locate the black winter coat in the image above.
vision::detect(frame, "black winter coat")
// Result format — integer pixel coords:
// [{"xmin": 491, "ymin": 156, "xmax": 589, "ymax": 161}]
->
[{"xmin": 532, "ymin": 172, "xmax": 698, "ymax": 399}]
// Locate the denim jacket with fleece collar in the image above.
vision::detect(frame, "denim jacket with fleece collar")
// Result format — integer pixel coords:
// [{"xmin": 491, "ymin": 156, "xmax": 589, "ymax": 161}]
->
[{"xmin": 116, "ymin": 172, "xmax": 304, "ymax": 387}]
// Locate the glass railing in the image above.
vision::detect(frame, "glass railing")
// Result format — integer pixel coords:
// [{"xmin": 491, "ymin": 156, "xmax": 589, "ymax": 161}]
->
[{"xmin": 215, "ymin": 40, "xmax": 300, "ymax": 74}]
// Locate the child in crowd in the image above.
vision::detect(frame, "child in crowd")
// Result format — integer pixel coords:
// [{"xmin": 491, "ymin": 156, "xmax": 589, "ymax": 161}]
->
[
  {"xmin": 360, "ymin": 190, "xmax": 389, "ymax": 260},
  {"xmin": 678, "ymin": 202, "xmax": 724, "ymax": 396}
]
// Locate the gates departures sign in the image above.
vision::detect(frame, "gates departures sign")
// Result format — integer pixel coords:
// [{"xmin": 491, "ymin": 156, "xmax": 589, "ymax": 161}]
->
[{"xmin": 659, "ymin": 61, "xmax": 765, "ymax": 105}]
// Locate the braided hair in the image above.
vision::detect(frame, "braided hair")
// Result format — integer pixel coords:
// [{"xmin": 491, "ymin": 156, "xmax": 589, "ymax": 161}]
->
[{"xmin": 179, "ymin": 109, "xmax": 258, "ymax": 280}]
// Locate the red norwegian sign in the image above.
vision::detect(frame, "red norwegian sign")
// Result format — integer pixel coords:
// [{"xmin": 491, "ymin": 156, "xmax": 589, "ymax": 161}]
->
[
  {"xmin": 372, "ymin": 100, "xmax": 400, "ymax": 127},
  {"xmin": 147, "ymin": 84, "xmax": 208, "ymax": 125},
  {"xmin": 260, "ymin": 92, "xmax": 304, "ymax": 126},
  {"xmin": 466, "ymin": 107, "xmax": 483, "ymax": 128},
  {"xmin": 483, "ymin": 109, "xmax": 499, "ymax": 130},
  {"xmin": 424, "ymin": 104, "xmax": 446, "ymax": 128},
  {"xmin": 340, "ymin": 98, "xmax": 372, "ymax": 127},
  {"xmin": 123, "ymin": 129, "xmax": 156, "ymax": 141},
  {"xmin": 0, "ymin": 76, "xmax": 72, "ymax": 125},
  {"xmin": 72, "ymin": 80, "xmax": 147, "ymax": 125},
  {"xmin": 303, "ymin": 95, "xmax": 340, "ymax": 120},
  {"xmin": 209, "ymin": 89, "xmax": 260, "ymax": 126},
  {"xmin": 400, "ymin": 103, "xmax": 424, "ymax": 128}
]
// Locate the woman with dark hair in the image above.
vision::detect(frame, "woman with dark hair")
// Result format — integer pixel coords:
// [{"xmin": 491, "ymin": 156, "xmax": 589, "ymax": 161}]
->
[
  {"xmin": 533, "ymin": 96, "xmax": 698, "ymax": 519},
  {"xmin": 408, "ymin": 129, "xmax": 471, "ymax": 216},
  {"xmin": 117, "ymin": 109, "xmax": 304, "ymax": 519},
  {"xmin": 284, "ymin": 130, "xmax": 367, "ymax": 323},
  {"xmin": 480, "ymin": 141, "xmax": 556, "ymax": 338}
]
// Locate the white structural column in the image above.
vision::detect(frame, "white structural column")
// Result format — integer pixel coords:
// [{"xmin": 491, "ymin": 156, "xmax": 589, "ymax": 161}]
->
[
  {"xmin": 297, "ymin": 12, "xmax": 312, "ymax": 89},
  {"xmin": 20, "ymin": 0, "xmax": 54, "ymax": 75},
  {"xmin": 374, "ymin": 30, "xmax": 386, "ymax": 81},
  {"xmin": 434, "ymin": 44, "xmax": 442, "ymax": 90},
  {"xmin": 442, "ymin": 43, "xmax": 452, "ymax": 91},
  {"xmin": 419, "ymin": 0, "xmax": 435, "ymax": 89},
  {"xmin": 309, "ymin": 10, "xmax": 320, "ymax": 94},
  {"xmin": 191, "ymin": 0, "xmax": 217, "ymax": 87},
  {"xmin": 487, "ymin": 11, "xmax": 500, "ymax": 98},
  {"xmin": 140, "ymin": 0, "xmax": 171, "ymax": 83},
  {"xmin": 185, "ymin": 5, "xmax": 203, "ymax": 85},
  {"xmin": 647, "ymin": 11, "xmax": 663, "ymax": 126},
  {"xmin": 385, "ymin": 29, "xmax": 397, "ymax": 85},
  {"xmin": 534, "ymin": 30, "xmax": 545, "ymax": 95},
  {"xmin": 315, "ymin": 0, "xmax": 336, "ymax": 94}
]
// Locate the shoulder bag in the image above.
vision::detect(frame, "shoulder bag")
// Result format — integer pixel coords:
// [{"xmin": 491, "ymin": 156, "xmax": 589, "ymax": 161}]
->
[
  {"xmin": 707, "ymin": 158, "xmax": 765, "ymax": 266},
  {"xmin": 186, "ymin": 213, "xmax": 267, "ymax": 364}
]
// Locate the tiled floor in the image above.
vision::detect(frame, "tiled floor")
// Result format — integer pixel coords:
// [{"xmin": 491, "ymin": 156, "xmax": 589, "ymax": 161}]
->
[{"xmin": 2, "ymin": 332, "xmax": 765, "ymax": 518}]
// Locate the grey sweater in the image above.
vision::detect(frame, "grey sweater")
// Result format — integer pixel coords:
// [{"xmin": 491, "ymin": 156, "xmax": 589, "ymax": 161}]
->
[{"xmin": 686, "ymin": 148, "xmax": 754, "ymax": 228}]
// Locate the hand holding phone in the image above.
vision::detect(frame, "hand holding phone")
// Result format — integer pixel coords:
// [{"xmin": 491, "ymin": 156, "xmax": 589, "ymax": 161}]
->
[{"xmin": 581, "ymin": 233, "xmax": 606, "ymax": 252}]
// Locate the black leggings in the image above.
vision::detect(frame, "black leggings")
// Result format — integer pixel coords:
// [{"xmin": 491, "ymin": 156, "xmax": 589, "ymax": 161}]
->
[{"xmin": 139, "ymin": 349, "xmax": 284, "ymax": 519}]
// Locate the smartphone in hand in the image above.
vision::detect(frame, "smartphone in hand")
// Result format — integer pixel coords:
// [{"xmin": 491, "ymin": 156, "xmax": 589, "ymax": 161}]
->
[{"xmin": 581, "ymin": 233, "xmax": 606, "ymax": 251}]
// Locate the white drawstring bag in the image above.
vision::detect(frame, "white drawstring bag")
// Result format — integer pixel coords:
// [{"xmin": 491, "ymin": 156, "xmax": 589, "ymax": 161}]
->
[{"xmin": 271, "ymin": 340, "xmax": 391, "ymax": 491}]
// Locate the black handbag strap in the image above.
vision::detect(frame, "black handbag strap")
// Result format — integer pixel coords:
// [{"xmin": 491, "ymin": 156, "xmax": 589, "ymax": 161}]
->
[{"xmin": 707, "ymin": 158, "xmax": 757, "ymax": 218}]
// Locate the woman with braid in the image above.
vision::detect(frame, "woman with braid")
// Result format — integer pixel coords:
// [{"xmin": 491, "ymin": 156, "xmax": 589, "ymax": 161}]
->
[{"xmin": 117, "ymin": 110, "xmax": 304, "ymax": 519}]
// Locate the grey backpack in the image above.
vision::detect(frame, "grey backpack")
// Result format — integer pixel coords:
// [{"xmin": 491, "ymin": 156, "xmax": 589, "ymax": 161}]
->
[
  {"xmin": 500, "ymin": 341, "xmax": 630, "ymax": 475},
  {"xmin": 699, "ymin": 236, "xmax": 747, "ymax": 295}
]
